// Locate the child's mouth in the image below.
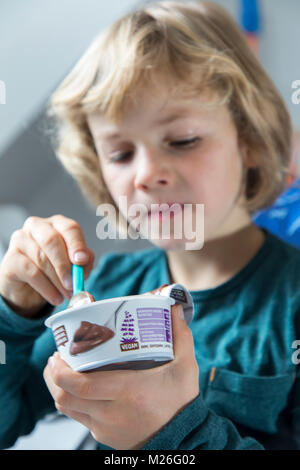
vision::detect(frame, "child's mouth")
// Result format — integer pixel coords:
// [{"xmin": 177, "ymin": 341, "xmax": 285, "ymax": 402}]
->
[{"xmin": 147, "ymin": 203, "xmax": 184, "ymax": 219}]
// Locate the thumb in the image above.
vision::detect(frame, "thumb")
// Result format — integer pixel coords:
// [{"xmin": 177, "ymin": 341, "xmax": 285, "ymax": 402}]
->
[
  {"xmin": 171, "ymin": 303, "xmax": 193, "ymax": 358},
  {"xmin": 173, "ymin": 303, "xmax": 185, "ymax": 321}
]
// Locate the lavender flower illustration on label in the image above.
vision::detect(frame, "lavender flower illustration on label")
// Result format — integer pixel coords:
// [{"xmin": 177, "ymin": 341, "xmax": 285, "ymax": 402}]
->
[{"xmin": 120, "ymin": 310, "xmax": 138, "ymax": 344}]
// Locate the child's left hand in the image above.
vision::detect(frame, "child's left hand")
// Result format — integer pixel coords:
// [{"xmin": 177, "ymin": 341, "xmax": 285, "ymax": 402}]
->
[{"xmin": 43, "ymin": 303, "xmax": 200, "ymax": 450}]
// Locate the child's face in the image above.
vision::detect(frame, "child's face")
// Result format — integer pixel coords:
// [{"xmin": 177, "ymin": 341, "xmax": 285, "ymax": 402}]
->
[{"xmin": 87, "ymin": 80, "xmax": 250, "ymax": 250}]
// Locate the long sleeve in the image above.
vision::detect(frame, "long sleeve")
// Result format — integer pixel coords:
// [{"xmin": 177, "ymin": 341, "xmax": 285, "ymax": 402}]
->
[
  {"xmin": 0, "ymin": 252, "xmax": 114, "ymax": 449},
  {"xmin": 139, "ymin": 302, "xmax": 300, "ymax": 451},
  {"xmin": 0, "ymin": 296, "xmax": 63, "ymax": 449},
  {"xmin": 0, "ymin": 252, "xmax": 116, "ymax": 449},
  {"xmin": 288, "ymin": 372, "xmax": 300, "ymax": 449},
  {"xmin": 288, "ymin": 310, "xmax": 300, "ymax": 449},
  {"xmin": 0, "ymin": 251, "xmax": 124, "ymax": 449},
  {"xmin": 139, "ymin": 393, "xmax": 265, "ymax": 450}
]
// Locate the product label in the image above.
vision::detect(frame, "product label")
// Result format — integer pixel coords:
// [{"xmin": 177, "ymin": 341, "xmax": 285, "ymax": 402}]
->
[
  {"xmin": 70, "ymin": 321, "xmax": 114, "ymax": 356},
  {"xmin": 120, "ymin": 310, "xmax": 139, "ymax": 352},
  {"xmin": 137, "ymin": 307, "xmax": 172, "ymax": 343},
  {"xmin": 53, "ymin": 325, "xmax": 69, "ymax": 348},
  {"xmin": 169, "ymin": 288, "xmax": 187, "ymax": 304},
  {"xmin": 120, "ymin": 342, "xmax": 139, "ymax": 352}
]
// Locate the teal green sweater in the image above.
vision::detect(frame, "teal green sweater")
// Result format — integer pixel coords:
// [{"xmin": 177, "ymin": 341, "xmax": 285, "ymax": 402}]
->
[{"xmin": 0, "ymin": 229, "xmax": 300, "ymax": 450}]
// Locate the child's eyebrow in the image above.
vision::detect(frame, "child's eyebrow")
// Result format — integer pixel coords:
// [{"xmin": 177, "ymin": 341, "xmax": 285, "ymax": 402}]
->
[
  {"xmin": 98, "ymin": 110, "xmax": 192, "ymax": 141},
  {"xmin": 156, "ymin": 110, "xmax": 190, "ymax": 125},
  {"xmin": 99, "ymin": 131, "xmax": 122, "ymax": 141}
]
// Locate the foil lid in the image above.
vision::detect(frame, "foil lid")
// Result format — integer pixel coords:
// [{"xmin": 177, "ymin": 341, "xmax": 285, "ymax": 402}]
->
[{"xmin": 154, "ymin": 283, "xmax": 194, "ymax": 325}]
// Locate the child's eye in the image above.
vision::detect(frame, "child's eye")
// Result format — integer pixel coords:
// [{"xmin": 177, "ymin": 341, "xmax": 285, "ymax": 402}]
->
[
  {"xmin": 169, "ymin": 137, "xmax": 200, "ymax": 148},
  {"xmin": 108, "ymin": 137, "xmax": 200, "ymax": 163},
  {"xmin": 109, "ymin": 151, "xmax": 133, "ymax": 163}
]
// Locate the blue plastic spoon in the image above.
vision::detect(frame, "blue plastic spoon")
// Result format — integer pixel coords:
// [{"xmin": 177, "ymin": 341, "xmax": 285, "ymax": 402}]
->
[{"xmin": 68, "ymin": 264, "xmax": 95, "ymax": 308}]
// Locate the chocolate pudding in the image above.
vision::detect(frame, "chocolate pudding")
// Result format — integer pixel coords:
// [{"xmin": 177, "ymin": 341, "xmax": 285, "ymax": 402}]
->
[{"xmin": 70, "ymin": 320, "xmax": 114, "ymax": 356}]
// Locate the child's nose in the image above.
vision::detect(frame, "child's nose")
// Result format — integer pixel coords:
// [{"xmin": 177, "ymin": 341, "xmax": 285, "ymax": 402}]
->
[{"xmin": 133, "ymin": 147, "xmax": 173, "ymax": 190}]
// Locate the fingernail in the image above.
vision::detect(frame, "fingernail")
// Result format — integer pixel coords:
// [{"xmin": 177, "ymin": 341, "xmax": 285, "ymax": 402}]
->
[
  {"xmin": 53, "ymin": 294, "xmax": 64, "ymax": 305},
  {"xmin": 48, "ymin": 355, "xmax": 55, "ymax": 369},
  {"xmin": 74, "ymin": 251, "xmax": 89, "ymax": 263},
  {"xmin": 63, "ymin": 274, "xmax": 73, "ymax": 290},
  {"xmin": 178, "ymin": 304, "xmax": 185, "ymax": 320}
]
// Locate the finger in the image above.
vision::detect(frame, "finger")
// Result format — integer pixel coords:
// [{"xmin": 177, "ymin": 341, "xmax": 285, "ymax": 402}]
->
[
  {"xmin": 48, "ymin": 216, "xmax": 95, "ymax": 284},
  {"xmin": 44, "ymin": 360, "xmax": 101, "ymax": 415},
  {"xmin": 56, "ymin": 408, "xmax": 91, "ymax": 430},
  {"xmin": 46, "ymin": 215, "xmax": 91, "ymax": 266},
  {"xmin": 171, "ymin": 304, "xmax": 195, "ymax": 361},
  {"xmin": 50, "ymin": 352, "xmax": 135, "ymax": 400},
  {"xmin": 143, "ymin": 283, "xmax": 169, "ymax": 295},
  {"xmin": 7, "ymin": 250, "xmax": 65, "ymax": 306},
  {"xmin": 10, "ymin": 229, "xmax": 72, "ymax": 302},
  {"xmin": 45, "ymin": 355, "xmax": 122, "ymax": 425},
  {"xmin": 23, "ymin": 217, "xmax": 76, "ymax": 293},
  {"xmin": 43, "ymin": 360, "xmax": 65, "ymax": 403}
]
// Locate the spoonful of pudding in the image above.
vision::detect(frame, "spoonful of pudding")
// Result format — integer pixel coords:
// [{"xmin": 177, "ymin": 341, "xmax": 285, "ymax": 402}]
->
[{"xmin": 68, "ymin": 264, "xmax": 95, "ymax": 309}]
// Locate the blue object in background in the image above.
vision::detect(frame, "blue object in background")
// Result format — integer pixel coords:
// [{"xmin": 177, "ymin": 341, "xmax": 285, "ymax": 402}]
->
[
  {"xmin": 240, "ymin": 0, "xmax": 260, "ymax": 33},
  {"xmin": 253, "ymin": 179, "xmax": 300, "ymax": 249}
]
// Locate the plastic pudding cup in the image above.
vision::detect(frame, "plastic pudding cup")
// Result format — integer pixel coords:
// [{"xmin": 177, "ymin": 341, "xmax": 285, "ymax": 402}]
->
[{"xmin": 45, "ymin": 284, "xmax": 194, "ymax": 372}]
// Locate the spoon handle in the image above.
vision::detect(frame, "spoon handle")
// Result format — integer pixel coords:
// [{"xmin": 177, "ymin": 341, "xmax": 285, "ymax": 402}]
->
[{"xmin": 72, "ymin": 264, "xmax": 84, "ymax": 295}]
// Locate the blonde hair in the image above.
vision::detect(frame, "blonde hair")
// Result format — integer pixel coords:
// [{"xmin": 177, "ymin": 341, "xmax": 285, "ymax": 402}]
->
[{"xmin": 47, "ymin": 0, "xmax": 292, "ymax": 225}]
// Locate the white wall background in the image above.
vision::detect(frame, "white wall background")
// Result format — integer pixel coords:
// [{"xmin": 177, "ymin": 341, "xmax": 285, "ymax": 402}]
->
[
  {"xmin": 0, "ymin": 0, "xmax": 140, "ymax": 155},
  {"xmin": 210, "ymin": 0, "xmax": 300, "ymax": 128}
]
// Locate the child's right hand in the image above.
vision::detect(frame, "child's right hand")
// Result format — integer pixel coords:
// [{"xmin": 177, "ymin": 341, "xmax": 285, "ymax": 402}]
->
[{"xmin": 0, "ymin": 215, "xmax": 95, "ymax": 318}]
